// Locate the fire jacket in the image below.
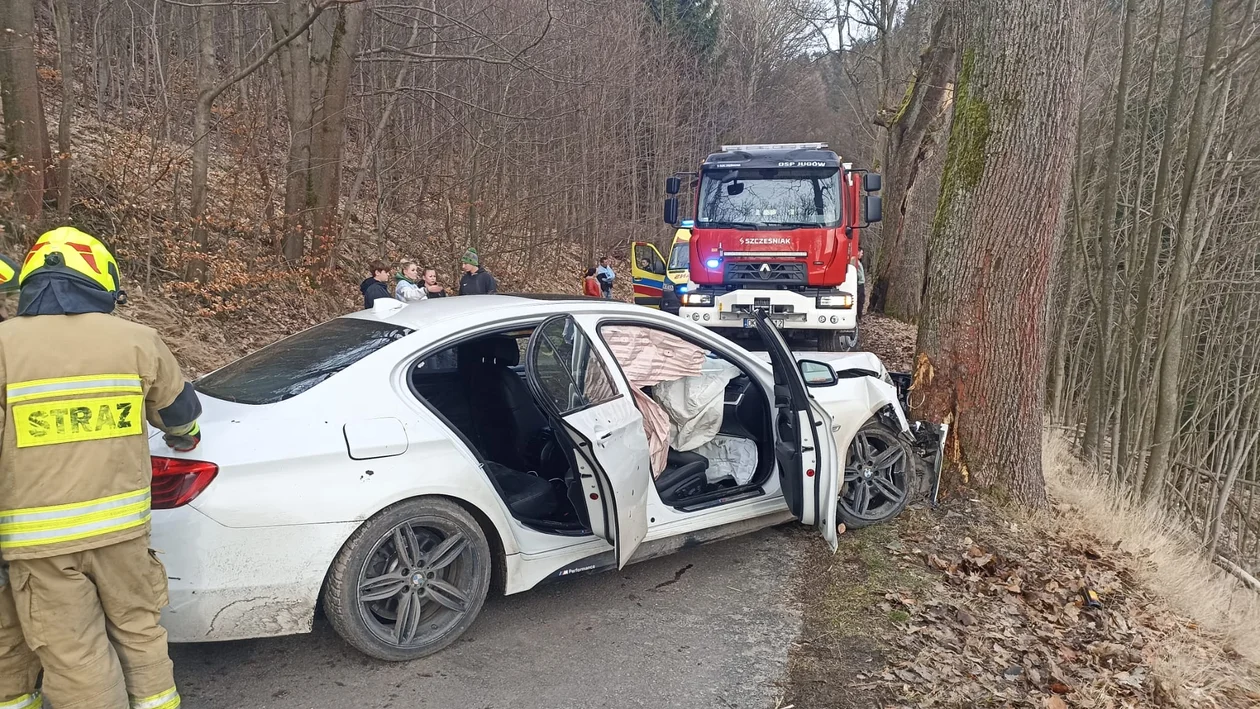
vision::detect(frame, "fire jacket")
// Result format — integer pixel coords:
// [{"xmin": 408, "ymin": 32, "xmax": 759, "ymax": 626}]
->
[{"xmin": 0, "ymin": 312, "xmax": 201, "ymax": 560}]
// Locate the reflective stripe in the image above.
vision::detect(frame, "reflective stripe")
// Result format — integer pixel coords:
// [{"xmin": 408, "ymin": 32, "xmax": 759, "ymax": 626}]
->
[
  {"xmin": 0, "ymin": 692, "xmax": 42, "ymax": 709},
  {"xmin": 131, "ymin": 687, "xmax": 180, "ymax": 709},
  {"xmin": 0, "ymin": 489, "xmax": 151, "ymax": 550},
  {"xmin": 7, "ymin": 374, "xmax": 142, "ymax": 404}
]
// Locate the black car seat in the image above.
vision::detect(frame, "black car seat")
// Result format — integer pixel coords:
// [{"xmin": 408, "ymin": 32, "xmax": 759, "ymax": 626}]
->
[
  {"xmin": 655, "ymin": 449, "xmax": 710, "ymax": 502},
  {"xmin": 459, "ymin": 336, "xmax": 551, "ymax": 470},
  {"xmin": 483, "ymin": 461, "xmax": 558, "ymax": 520}
]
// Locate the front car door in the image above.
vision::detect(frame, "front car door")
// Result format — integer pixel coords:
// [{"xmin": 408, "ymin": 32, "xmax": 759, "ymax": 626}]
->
[
  {"xmin": 754, "ymin": 311, "xmax": 840, "ymax": 551},
  {"xmin": 630, "ymin": 241, "xmax": 667, "ymax": 309},
  {"xmin": 525, "ymin": 315, "xmax": 651, "ymax": 567}
]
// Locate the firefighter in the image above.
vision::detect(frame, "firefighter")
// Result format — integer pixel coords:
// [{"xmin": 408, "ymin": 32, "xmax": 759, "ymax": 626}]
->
[
  {"xmin": 0, "ymin": 227, "xmax": 202, "ymax": 709},
  {"xmin": 1, "ymin": 560, "xmax": 42, "ymax": 709}
]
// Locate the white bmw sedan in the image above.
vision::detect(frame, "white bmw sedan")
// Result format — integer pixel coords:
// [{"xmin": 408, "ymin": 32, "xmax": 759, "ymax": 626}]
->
[{"xmin": 149, "ymin": 295, "xmax": 917, "ymax": 661}]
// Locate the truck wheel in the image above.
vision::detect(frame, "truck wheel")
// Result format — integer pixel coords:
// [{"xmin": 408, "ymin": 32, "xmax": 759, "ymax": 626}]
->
[
  {"xmin": 838, "ymin": 419, "xmax": 913, "ymax": 528},
  {"xmin": 818, "ymin": 328, "xmax": 858, "ymax": 352}
]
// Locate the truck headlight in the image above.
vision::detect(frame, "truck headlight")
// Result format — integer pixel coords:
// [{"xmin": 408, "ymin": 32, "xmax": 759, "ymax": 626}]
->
[
  {"xmin": 817, "ymin": 294, "xmax": 854, "ymax": 309},
  {"xmin": 683, "ymin": 293, "xmax": 713, "ymax": 306}
]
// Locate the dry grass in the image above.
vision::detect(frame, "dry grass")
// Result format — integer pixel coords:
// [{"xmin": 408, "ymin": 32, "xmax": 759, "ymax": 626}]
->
[{"xmin": 1042, "ymin": 431, "xmax": 1260, "ymax": 685}]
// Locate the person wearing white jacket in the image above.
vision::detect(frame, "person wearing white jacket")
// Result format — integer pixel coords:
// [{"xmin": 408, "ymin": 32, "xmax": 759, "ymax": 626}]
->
[{"xmin": 393, "ymin": 262, "xmax": 426, "ymax": 302}]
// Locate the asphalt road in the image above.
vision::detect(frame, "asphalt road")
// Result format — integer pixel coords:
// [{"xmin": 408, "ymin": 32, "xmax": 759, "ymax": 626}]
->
[{"xmin": 171, "ymin": 526, "xmax": 807, "ymax": 709}]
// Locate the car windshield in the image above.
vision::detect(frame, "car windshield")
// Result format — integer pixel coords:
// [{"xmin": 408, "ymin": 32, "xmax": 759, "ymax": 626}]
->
[
  {"xmin": 196, "ymin": 319, "xmax": 412, "ymax": 404},
  {"xmin": 668, "ymin": 240, "xmax": 689, "ymax": 270},
  {"xmin": 697, "ymin": 167, "xmax": 840, "ymax": 228}
]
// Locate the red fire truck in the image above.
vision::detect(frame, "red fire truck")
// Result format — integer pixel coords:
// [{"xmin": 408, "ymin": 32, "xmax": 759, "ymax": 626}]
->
[{"xmin": 663, "ymin": 143, "xmax": 881, "ymax": 351}]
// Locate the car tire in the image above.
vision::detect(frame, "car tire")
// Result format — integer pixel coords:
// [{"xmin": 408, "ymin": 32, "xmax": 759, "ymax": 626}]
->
[
  {"xmin": 838, "ymin": 418, "xmax": 913, "ymax": 529},
  {"xmin": 818, "ymin": 328, "xmax": 858, "ymax": 352},
  {"xmin": 324, "ymin": 497, "xmax": 493, "ymax": 662}
]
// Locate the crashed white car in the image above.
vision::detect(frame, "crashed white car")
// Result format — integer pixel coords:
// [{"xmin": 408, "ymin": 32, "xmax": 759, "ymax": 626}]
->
[{"xmin": 149, "ymin": 295, "xmax": 922, "ymax": 661}]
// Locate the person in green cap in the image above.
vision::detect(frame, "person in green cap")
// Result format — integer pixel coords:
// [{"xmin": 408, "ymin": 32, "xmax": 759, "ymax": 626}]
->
[{"xmin": 458, "ymin": 247, "xmax": 497, "ymax": 295}]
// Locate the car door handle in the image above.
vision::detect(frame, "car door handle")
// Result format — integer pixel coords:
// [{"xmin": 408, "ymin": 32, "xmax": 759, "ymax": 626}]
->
[{"xmin": 592, "ymin": 425, "xmax": 613, "ymax": 441}]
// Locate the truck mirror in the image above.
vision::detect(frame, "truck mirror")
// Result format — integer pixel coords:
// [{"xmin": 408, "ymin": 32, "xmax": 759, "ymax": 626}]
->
[
  {"xmin": 864, "ymin": 194, "xmax": 882, "ymax": 224},
  {"xmin": 665, "ymin": 176, "xmax": 681, "ymax": 195},
  {"xmin": 664, "ymin": 197, "xmax": 679, "ymax": 225},
  {"xmin": 863, "ymin": 173, "xmax": 882, "ymax": 193}
]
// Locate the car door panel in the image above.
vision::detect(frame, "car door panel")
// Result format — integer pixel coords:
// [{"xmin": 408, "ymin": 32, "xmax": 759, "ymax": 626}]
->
[
  {"xmin": 525, "ymin": 315, "xmax": 651, "ymax": 568},
  {"xmin": 754, "ymin": 312, "xmax": 839, "ymax": 551}
]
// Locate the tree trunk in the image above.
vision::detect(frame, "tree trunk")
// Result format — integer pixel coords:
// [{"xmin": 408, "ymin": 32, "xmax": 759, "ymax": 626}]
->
[
  {"xmin": 0, "ymin": 0, "xmax": 50, "ymax": 229},
  {"xmin": 188, "ymin": 0, "xmax": 218, "ymax": 282},
  {"xmin": 871, "ymin": 7, "xmax": 956, "ymax": 322},
  {"xmin": 911, "ymin": 0, "xmax": 1085, "ymax": 507},
  {"xmin": 1142, "ymin": 0, "xmax": 1228, "ymax": 504},
  {"xmin": 268, "ymin": 0, "xmax": 316, "ymax": 264},
  {"xmin": 1083, "ymin": 0, "xmax": 1138, "ymax": 460},
  {"xmin": 309, "ymin": 3, "xmax": 364, "ymax": 268},
  {"xmin": 52, "ymin": 0, "xmax": 74, "ymax": 217}
]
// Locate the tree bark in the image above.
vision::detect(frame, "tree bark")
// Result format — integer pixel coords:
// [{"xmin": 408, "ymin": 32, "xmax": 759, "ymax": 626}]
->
[
  {"xmin": 911, "ymin": 0, "xmax": 1085, "ymax": 507},
  {"xmin": 870, "ymin": 7, "xmax": 955, "ymax": 322},
  {"xmin": 268, "ymin": 0, "xmax": 317, "ymax": 264},
  {"xmin": 0, "ymin": 0, "xmax": 50, "ymax": 229}
]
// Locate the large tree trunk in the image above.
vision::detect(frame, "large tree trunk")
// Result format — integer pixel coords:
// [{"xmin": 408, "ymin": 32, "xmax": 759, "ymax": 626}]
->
[
  {"xmin": 0, "ymin": 0, "xmax": 51, "ymax": 231},
  {"xmin": 911, "ymin": 0, "xmax": 1085, "ymax": 507},
  {"xmin": 870, "ymin": 8, "xmax": 956, "ymax": 322},
  {"xmin": 188, "ymin": 0, "xmax": 218, "ymax": 282}
]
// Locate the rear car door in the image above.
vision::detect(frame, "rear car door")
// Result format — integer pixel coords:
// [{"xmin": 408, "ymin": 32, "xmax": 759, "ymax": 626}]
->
[
  {"xmin": 525, "ymin": 315, "xmax": 651, "ymax": 568},
  {"xmin": 753, "ymin": 311, "xmax": 840, "ymax": 551},
  {"xmin": 630, "ymin": 242, "xmax": 667, "ymax": 309}
]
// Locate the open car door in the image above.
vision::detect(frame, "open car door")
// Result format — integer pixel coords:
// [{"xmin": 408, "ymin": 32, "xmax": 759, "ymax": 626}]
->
[
  {"xmin": 754, "ymin": 311, "xmax": 840, "ymax": 551},
  {"xmin": 630, "ymin": 241, "xmax": 667, "ymax": 308},
  {"xmin": 525, "ymin": 315, "xmax": 651, "ymax": 568}
]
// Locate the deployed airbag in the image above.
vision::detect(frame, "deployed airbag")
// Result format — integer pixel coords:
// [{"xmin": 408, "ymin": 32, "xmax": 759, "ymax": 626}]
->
[
  {"xmin": 651, "ymin": 357, "xmax": 741, "ymax": 451},
  {"xmin": 692, "ymin": 434, "xmax": 758, "ymax": 485}
]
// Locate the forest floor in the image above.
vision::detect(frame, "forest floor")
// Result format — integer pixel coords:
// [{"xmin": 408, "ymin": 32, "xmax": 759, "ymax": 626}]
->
[{"xmin": 779, "ymin": 317, "xmax": 1260, "ymax": 709}]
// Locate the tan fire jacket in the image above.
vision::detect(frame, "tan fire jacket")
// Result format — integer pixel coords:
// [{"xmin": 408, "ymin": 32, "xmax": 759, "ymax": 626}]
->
[{"xmin": 0, "ymin": 313, "xmax": 199, "ymax": 560}]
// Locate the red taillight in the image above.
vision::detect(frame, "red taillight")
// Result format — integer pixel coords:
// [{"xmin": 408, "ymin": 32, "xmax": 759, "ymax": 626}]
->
[{"xmin": 151, "ymin": 457, "xmax": 218, "ymax": 509}]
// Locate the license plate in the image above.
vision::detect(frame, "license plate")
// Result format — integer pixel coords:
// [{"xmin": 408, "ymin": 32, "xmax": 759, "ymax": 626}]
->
[{"xmin": 743, "ymin": 317, "xmax": 785, "ymax": 329}]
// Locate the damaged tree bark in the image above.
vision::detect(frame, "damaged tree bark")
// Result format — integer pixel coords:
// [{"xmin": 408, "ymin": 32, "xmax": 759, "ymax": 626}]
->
[
  {"xmin": 912, "ymin": 0, "xmax": 1085, "ymax": 506},
  {"xmin": 870, "ymin": 7, "xmax": 956, "ymax": 322}
]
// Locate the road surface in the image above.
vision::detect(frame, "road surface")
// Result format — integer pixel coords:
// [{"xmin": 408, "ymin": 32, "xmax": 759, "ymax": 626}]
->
[{"xmin": 172, "ymin": 526, "xmax": 807, "ymax": 709}]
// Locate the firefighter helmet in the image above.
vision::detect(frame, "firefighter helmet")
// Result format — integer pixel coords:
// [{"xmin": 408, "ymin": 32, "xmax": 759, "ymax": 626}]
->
[
  {"xmin": 19, "ymin": 227, "xmax": 121, "ymax": 294},
  {"xmin": 0, "ymin": 253, "xmax": 19, "ymax": 293}
]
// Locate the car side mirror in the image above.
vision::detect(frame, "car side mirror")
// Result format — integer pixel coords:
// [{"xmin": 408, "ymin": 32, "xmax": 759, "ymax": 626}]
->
[
  {"xmin": 664, "ymin": 197, "xmax": 679, "ymax": 225},
  {"xmin": 665, "ymin": 176, "xmax": 681, "ymax": 195},
  {"xmin": 863, "ymin": 194, "xmax": 882, "ymax": 224},
  {"xmin": 798, "ymin": 359, "xmax": 838, "ymax": 387},
  {"xmin": 863, "ymin": 173, "xmax": 882, "ymax": 193}
]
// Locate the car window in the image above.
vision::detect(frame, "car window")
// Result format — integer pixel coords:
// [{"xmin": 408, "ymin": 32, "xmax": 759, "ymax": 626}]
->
[
  {"xmin": 636, "ymin": 245, "xmax": 665, "ymax": 273},
  {"xmin": 196, "ymin": 319, "xmax": 412, "ymax": 404},
  {"xmin": 668, "ymin": 240, "xmax": 689, "ymax": 271},
  {"xmin": 531, "ymin": 317, "xmax": 617, "ymax": 414}
]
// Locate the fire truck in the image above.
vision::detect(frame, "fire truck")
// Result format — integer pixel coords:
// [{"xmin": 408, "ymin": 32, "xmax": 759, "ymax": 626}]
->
[{"xmin": 658, "ymin": 143, "xmax": 881, "ymax": 351}]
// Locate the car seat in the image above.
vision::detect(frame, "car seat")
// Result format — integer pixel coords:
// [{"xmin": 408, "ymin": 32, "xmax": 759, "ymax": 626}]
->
[
  {"xmin": 458, "ymin": 336, "xmax": 554, "ymax": 472},
  {"xmin": 655, "ymin": 449, "xmax": 710, "ymax": 502}
]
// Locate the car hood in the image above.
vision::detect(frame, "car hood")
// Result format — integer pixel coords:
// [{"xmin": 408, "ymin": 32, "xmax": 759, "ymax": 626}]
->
[{"xmin": 752, "ymin": 350, "xmax": 889, "ymax": 379}]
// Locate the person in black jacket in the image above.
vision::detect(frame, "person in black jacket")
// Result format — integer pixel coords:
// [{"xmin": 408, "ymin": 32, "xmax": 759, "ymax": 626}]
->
[
  {"xmin": 421, "ymin": 267, "xmax": 447, "ymax": 298},
  {"xmin": 360, "ymin": 262, "xmax": 392, "ymax": 308},
  {"xmin": 457, "ymin": 248, "xmax": 498, "ymax": 295}
]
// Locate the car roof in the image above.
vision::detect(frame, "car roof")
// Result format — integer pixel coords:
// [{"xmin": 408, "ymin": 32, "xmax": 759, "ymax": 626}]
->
[{"xmin": 343, "ymin": 294, "xmax": 654, "ymax": 331}]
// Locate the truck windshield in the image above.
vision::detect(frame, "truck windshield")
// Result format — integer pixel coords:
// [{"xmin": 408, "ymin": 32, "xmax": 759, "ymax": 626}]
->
[
  {"xmin": 697, "ymin": 168, "xmax": 840, "ymax": 228},
  {"xmin": 668, "ymin": 240, "xmax": 689, "ymax": 270}
]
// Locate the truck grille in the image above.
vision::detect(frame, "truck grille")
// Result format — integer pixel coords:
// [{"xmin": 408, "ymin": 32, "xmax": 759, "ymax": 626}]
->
[{"xmin": 724, "ymin": 262, "xmax": 807, "ymax": 286}]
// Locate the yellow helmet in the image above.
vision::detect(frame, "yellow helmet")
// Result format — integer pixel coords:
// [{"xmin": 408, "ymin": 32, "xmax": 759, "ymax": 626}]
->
[
  {"xmin": 0, "ymin": 253, "xmax": 18, "ymax": 293},
  {"xmin": 19, "ymin": 227, "xmax": 121, "ymax": 294}
]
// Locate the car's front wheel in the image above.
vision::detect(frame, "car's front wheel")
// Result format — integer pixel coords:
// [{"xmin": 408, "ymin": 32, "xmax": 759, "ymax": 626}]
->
[
  {"xmin": 838, "ymin": 419, "xmax": 913, "ymax": 528},
  {"xmin": 324, "ymin": 497, "xmax": 492, "ymax": 661}
]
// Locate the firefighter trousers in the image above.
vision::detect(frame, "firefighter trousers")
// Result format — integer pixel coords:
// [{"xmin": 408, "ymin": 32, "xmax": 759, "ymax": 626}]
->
[
  {"xmin": 0, "ymin": 563, "xmax": 43, "ymax": 709},
  {"xmin": 7, "ymin": 535, "xmax": 180, "ymax": 709}
]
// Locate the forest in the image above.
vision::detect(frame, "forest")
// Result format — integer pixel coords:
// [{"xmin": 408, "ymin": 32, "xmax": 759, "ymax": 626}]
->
[{"xmin": 2, "ymin": 0, "xmax": 1260, "ymax": 596}]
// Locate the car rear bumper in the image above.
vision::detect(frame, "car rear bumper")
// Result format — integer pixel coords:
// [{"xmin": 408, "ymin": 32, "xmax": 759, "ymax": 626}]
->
[
  {"xmin": 152, "ymin": 506, "xmax": 357, "ymax": 642},
  {"xmin": 679, "ymin": 288, "xmax": 857, "ymax": 331}
]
